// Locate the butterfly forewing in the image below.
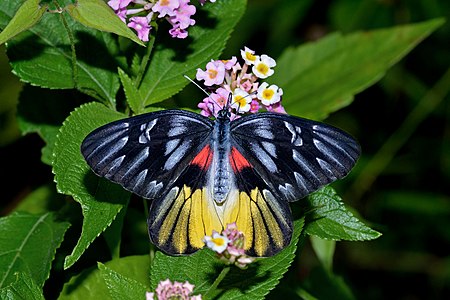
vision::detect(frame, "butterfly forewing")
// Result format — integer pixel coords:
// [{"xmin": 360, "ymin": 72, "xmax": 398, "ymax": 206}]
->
[
  {"xmin": 230, "ymin": 113, "xmax": 360, "ymax": 202},
  {"xmin": 81, "ymin": 110, "xmax": 213, "ymax": 199}
]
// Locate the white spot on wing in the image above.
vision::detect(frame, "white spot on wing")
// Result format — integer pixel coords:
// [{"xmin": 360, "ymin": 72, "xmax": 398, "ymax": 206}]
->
[
  {"xmin": 94, "ymin": 136, "xmax": 128, "ymax": 166},
  {"xmin": 252, "ymin": 143, "xmax": 277, "ymax": 172},
  {"xmin": 139, "ymin": 119, "xmax": 157, "ymax": 144},
  {"xmin": 164, "ymin": 140, "xmax": 190, "ymax": 170},
  {"xmin": 316, "ymin": 158, "xmax": 337, "ymax": 180},
  {"xmin": 164, "ymin": 139, "xmax": 180, "ymax": 155},
  {"xmin": 105, "ymin": 155, "xmax": 126, "ymax": 178},
  {"xmin": 121, "ymin": 147, "xmax": 149, "ymax": 178},
  {"xmin": 284, "ymin": 121, "xmax": 303, "ymax": 146},
  {"xmin": 261, "ymin": 141, "xmax": 277, "ymax": 158}
]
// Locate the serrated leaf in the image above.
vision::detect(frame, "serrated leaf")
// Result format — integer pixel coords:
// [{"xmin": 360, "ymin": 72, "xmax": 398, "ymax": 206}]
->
[
  {"xmin": 305, "ymin": 187, "xmax": 381, "ymax": 241},
  {"xmin": 59, "ymin": 255, "xmax": 150, "ymax": 299},
  {"xmin": 66, "ymin": 0, "xmax": 144, "ymax": 46},
  {"xmin": 0, "ymin": 212, "xmax": 70, "ymax": 288},
  {"xmin": 99, "ymin": 262, "xmax": 148, "ymax": 300},
  {"xmin": 0, "ymin": 272, "xmax": 44, "ymax": 300},
  {"xmin": 118, "ymin": 68, "xmax": 144, "ymax": 114},
  {"xmin": 0, "ymin": 0, "xmax": 47, "ymax": 45},
  {"xmin": 138, "ymin": 0, "xmax": 246, "ymax": 107},
  {"xmin": 52, "ymin": 102, "xmax": 130, "ymax": 269},
  {"xmin": 1, "ymin": 3, "xmax": 120, "ymax": 104},
  {"xmin": 272, "ymin": 18, "xmax": 445, "ymax": 120},
  {"xmin": 150, "ymin": 218, "xmax": 305, "ymax": 300},
  {"xmin": 17, "ymin": 86, "xmax": 80, "ymax": 165}
]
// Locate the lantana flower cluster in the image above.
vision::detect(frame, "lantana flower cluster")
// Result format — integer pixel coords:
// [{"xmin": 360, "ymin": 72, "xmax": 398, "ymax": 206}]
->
[
  {"xmin": 146, "ymin": 279, "xmax": 201, "ymax": 300},
  {"xmin": 196, "ymin": 46, "xmax": 285, "ymax": 119},
  {"xmin": 203, "ymin": 223, "xmax": 255, "ymax": 269},
  {"xmin": 108, "ymin": 0, "xmax": 216, "ymax": 41}
]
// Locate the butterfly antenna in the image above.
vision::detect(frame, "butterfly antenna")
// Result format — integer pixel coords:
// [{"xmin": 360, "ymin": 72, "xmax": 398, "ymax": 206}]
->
[{"xmin": 183, "ymin": 75, "xmax": 221, "ymax": 116}]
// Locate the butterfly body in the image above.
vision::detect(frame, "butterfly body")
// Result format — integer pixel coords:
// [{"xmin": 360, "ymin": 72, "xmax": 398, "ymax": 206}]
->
[{"xmin": 81, "ymin": 108, "xmax": 360, "ymax": 256}]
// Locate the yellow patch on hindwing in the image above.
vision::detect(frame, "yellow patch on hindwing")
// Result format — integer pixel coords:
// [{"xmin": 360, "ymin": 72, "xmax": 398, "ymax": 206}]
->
[
  {"xmin": 257, "ymin": 190, "xmax": 284, "ymax": 248},
  {"xmin": 188, "ymin": 188, "xmax": 210, "ymax": 249},
  {"xmin": 158, "ymin": 187, "xmax": 186, "ymax": 246}
]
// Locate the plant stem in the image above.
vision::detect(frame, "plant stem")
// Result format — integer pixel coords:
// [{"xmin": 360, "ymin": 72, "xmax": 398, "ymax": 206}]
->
[
  {"xmin": 135, "ymin": 23, "xmax": 158, "ymax": 89},
  {"xmin": 203, "ymin": 265, "xmax": 231, "ymax": 299}
]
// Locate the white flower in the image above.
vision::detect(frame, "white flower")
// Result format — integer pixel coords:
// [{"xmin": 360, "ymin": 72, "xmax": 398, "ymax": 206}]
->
[
  {"xmin": 240, "ymin": 46, "xmax": 259, "ymax": 65},
  {"xmin": 204, "ymin": 231, "xmax": 229, "ymax": 253},
  {"xmin": 230, "ymin": 88, "xmax": 251, "ymax": 113},
  {"xmin": 252, "ymin": 54, "xmax": 276, "ymax": 79},
  {"xmin": 257, "ymin": 82, "xmax": 283, "ymax": 106}
]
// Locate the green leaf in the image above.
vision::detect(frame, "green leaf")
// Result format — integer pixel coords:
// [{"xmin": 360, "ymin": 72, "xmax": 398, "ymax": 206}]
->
[
  {"xmin": 0, "ymin": 212, "xmax": 70, "ymax": 288},
  {"xmin": 272, "ymin": 18, "xmax": 445, "ymax": 120},
  {"xmin": 302, "ymin": 266, "xmax": 355, "ymax": 300},
  {"xmin": 52, "ymin": 102, "xmax": 130, "ymax": 269},
  {"xmin": 1, "ymin": 3, "xmax": 121, "ymax": 104},
  {"xmin": 309, "ymin": 236, "xmax": 335, "ymax": 272},
  {"xmin": 0, "ymin": 272, "xmax": 45, "ymax": 300},
  {"xmin": 99, "ymin": 262, "xmax": 149, "ymax": 300},
  {"xmin": 150, "ymin": 218, "xmax": 305, "ymax": 300},
  {"xmin": 17, "ymin": 86, "xmax": 80, "ymax": 165},
  {"xmin": 138, "ymin": 0, "xmax": 246, "ymax": 107},
  {"xmin": 14, "ymin": 184, "xmax": 65, "ymax": 215},
  {"xmin": 66, "ymin": 0, "xmax": 144, "ymax": 46},
  {"xmin": 305, "ymin": 186, "xmax": 381, "ymax": 241},
  {"xmin": 118, "ymin": 68, "xmax": 144, "ymax": 114},
  {"xmin": 0, "ymin": 0, "xmax": 47, "ymax": 45},
  {"xmin": 59, "ymin": 255, "xmax": 150, "ymax": 299},
  {"xmin": 103, "ymin": 205, "xmax": 127, "ymax": 259}
]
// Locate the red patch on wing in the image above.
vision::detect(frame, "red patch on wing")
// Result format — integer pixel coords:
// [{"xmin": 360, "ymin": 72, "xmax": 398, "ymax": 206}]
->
[
  {"xmin": 190, "ymin": 144, "xmax": 213, "ymax": 170},
  {"xmin": 229, "ymin": 146, "xmax": 252, "ymax": 173}
]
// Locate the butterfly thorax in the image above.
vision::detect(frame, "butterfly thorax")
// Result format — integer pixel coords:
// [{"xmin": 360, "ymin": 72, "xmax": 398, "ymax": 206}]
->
[{"xmin": 211, "ymin": 111, "xmax": 232, "ymax": 204}]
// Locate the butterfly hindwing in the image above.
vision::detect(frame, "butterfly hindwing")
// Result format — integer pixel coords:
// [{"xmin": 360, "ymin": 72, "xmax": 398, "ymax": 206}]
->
[
  {"xmin": 226, "ymin": 146, "xmax": 293, "ymax": 256},
  {"xmin": 81, "ymin": 110, "xmax": 213, "ymax": 199},
  {"xmin": 230, "ymin": 112, "xmax": 360, "ymax": 202},
  {"xmin": 147, "ymin": 143, "xmax": 293, "ymax": 257}
]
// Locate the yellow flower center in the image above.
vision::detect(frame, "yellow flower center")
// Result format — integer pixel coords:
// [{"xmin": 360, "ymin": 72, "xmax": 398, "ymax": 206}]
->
[
  {"xmin": 160, "ymin": 0, "xmax": 170, "ymax": 6},
  {"xmin": 235, "ymin": 95, "xmax": 247, "ymax": 107},
  {"xmin": 245, "ymin": 52, "xmax": 257, "ymax": 62},
  {"xmin": 208, "ymin": 69, "xmax": 218, "ymax": 79},
  {"xmin": 263, "ymin": 89, "xmax": 274, "ymax": 100},
  {"xmin": 256, "ymin": 63, "xmax": 269, "ymax": 75},
  {"xmin": 212, "ymin": 237, "xmax": 226, "ymax": 246}
]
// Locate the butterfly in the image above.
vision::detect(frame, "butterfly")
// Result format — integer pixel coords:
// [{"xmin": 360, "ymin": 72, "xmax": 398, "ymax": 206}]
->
[{"xmin": 81, "ymin": 106, "xmax": 360, "ymax": 257}]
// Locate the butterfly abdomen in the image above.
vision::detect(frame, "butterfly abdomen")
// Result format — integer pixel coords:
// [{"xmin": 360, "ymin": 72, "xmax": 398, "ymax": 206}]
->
[{"xmin": 211, "ymin": 117, "xmax": 232, "ymax": 203}]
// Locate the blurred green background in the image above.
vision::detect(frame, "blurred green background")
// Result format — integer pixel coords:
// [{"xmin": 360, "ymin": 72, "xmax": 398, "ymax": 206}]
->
[{"xmin": 1, "ymin": 0, "xmax": 449, "ymax": 299}]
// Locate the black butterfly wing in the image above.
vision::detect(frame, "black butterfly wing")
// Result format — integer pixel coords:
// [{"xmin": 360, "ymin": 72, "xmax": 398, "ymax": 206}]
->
[
  {"xmin": 81, "ymin": 109, "xmax": 214, "ymax": 200},
  {"xmin": 230, "ymin": 112, "xmax": 360, "ymax": 203}
]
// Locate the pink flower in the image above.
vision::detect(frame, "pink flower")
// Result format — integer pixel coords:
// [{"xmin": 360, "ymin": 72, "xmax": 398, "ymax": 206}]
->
[
  {"xmin": 169, "ymin": 26, "xmax": 188, "ymax": 38},
  {"xmin": 170, "ymin": 0, "xmax": 196, "ymax": 29},
  {"xmin": 127, "ymin": 16, "xmax": 151, "ymax": 42},
  {"xmin": 250, "ymin": 99, "xmax": 260, "ymax": 113},
  {"xmin": 196, "ymin": 60, "xmax": 226, "ymax": 86},
  {"xmin": 222, "ymin": 56, "xmax": 237, "ymax": 70},
  {"xmin": 152, "ymin": 0, "xmax": 180, "ymax": 18},
  {"xmin": 204, "ymin": 223, "xmax": 254, "ymax": 269},
  {"xmin": 108, "ymin": 0, "xmax": 132, "ymax": 10},
  {"xmin": 266, "ymin": 102, "xmax": 287, "ymax": 114},
  {"xmin": 151, "ymin": 279, "xmax": 201, "ymax": 300},
  {"xmin": 198, "ymin": 87, "xmax": 229, "ymax": 117}
]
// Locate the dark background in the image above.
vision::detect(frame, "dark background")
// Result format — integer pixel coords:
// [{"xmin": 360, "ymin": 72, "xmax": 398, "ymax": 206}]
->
[{"xmin": 1, "ymin": 0, "xmax": 449, "ymax": 299}]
